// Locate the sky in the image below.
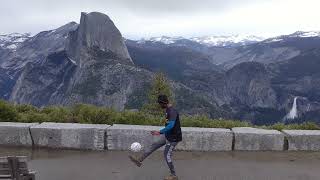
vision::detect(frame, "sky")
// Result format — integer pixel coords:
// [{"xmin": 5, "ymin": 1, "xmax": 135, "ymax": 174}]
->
[{"xmin": 1, "ymin": 0, "xmax": 320, "ymax": 39}]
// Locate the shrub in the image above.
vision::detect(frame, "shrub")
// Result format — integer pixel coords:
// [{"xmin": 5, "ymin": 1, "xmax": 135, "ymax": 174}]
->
[
  {"xmin": 41, "ymin": 106, "xmax": 72, "ymax": 123},
  {"xmin": 15, "ymin": 104, "xmax": 38, "ymax": 113},
  {"xmin": 18, "ymin": 112, "xmax": 50, "ymax": 123},
  {"xmin": 181, "ymin": 115, "xmax": 251, "ymax": 129},
  {"xmin": 285, "ymin": 122, "xmax": 320, "ymax": 130},
  {"xmin": 0, "ymin": 100, "xmax": 18, "ymax": 122},
  {"xmin": 0, "ymin": 100, "xmax": 319, "ymax": 130},
  {"xmin": 266, "ymin": 122, "xmax": 320, "ymax": 131}
]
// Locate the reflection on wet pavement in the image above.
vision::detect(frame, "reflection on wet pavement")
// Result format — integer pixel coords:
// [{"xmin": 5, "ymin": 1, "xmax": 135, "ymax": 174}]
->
[{"xmin": 1, "ymin": 147, "xmax": 319, "ymax": 180}]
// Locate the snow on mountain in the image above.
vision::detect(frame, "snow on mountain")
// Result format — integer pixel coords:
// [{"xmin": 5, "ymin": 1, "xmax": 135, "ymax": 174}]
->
[
  {"xmin": 190, "ymin": 35, "xmax": 266, "ymax": 46},
  {"xmin": 0, "ymin": 33, "xmax": 31, "ymax": 50},
  {"xmin": 138, "ymin": 36, "xmax": 184, "ymax": 44},
  {"xmin": 137, "ymin": 31, "xmax": 320, "ymax": 47},
  {"xmin": 264, "ymin": 31, "xmax": 320, "ymax": 43},
  {"xmin": 137, "ymin": 35, "xmax": 266, "ymax": 47},
  {"xmin": 291, "ymin": 31, "xmax": 320, "ymax": 37}
]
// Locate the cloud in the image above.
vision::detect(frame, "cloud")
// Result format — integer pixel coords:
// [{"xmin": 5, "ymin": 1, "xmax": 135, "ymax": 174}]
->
[
  {"xmin": 0, "ymin": 0, "xmax": 267, "ymax": 34},
  {"xmin": 0, "ymin": 0, "xmax": 320, "ymax": 39},
  {"xmin": 110, "ymin": 0, "xmax": 264, "ymax": 15}
]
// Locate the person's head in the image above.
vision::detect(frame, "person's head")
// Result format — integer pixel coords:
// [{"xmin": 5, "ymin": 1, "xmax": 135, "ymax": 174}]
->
[{"xmin": 157, "ymin": 94, "xmax": 169, "ymax": 109}]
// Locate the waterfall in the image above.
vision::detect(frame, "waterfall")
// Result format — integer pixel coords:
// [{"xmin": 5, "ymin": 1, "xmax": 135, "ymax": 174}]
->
[{"xmin": 284, "ymin": 97, "xmax": 298, "ymax": 120}]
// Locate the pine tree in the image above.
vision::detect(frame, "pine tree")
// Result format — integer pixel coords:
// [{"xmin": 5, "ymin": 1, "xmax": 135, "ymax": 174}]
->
[{"xmin": 142, "ymin": 72, "xmax": 174, "ymax": 116}]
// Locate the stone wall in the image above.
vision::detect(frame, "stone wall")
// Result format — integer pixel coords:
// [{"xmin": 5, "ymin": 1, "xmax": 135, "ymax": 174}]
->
[
  {"xmin": 30, "ymin": 123, "xmax": 110, "ymax": 150},
  {"xmin": 107, "ymin": 125, "xmax": 233, "ymax": 151},
  {"xmin": 0, "ymin": 122, "xmax": 38, "ymax": 147},
  {"xmin": 106, "ymin": 124, "xmax": 164, "ymax": 151},
  {"xmin": 0, "ymin": 122, "xmax": 320, "ymax": 152},
  {"xmin": 232, "ymin": 127, "xmax": 284, "ymax": 151},
  {"xmin": 176, "ymin": 127, "xmax": 232, "ymax": 151},
  {"xmin": 282, "ymin": 130, "xmax": 320, "ymax": 151}
]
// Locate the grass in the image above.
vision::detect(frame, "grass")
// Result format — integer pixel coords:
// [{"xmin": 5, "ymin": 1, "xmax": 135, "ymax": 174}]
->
[
  {"xmin": 261, "ymin": 122, "xmax": 320, "ymax": 131},
  {"xmin": 0, "ymin": 100, "xmax": 319, "ymax": 130}
]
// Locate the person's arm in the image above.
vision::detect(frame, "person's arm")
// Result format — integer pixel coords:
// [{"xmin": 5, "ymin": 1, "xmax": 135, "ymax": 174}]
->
[
  {"xmin": 151, "ymin": 108, "xmax": 177, "ymax": 136},
  {"xmin": 160, "ymin": 120, "xmax": 175, "ymax": 134}
]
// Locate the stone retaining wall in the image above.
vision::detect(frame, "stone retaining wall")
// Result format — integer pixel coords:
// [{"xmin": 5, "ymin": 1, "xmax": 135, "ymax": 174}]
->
[
  {"xmin": 176, "ymin": 127, "xmax": 233, "ymax": 151},
  {"xmin": 0, "ymin": 122, "xmax": 38, "ymax": 147},
  {"xmin": 106, "ymin": 124, "xmax": 164, "ymax": 151},
  {"xmin": 30, "ymin": 123, "xmax": 110, "ymax": 150},
  {"xmin": 232, "ymin": 127, "xmax": 285, "ymax": 151},
  {"xmin": 282, "ymin": 130, "xmax": 320, "ymax": 151},
  {"xmin": 107, "ymin": 125, "xmax": 233, "ymax": 151},
  {"xmin": 1, "ymin": 122, "xmax": 320, "ymax": 152}
]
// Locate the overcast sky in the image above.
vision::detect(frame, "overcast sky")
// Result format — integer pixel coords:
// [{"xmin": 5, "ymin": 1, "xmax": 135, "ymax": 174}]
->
[{"xmin": 1, "ymin": 0, "xmax": 320, "ymax": 39}]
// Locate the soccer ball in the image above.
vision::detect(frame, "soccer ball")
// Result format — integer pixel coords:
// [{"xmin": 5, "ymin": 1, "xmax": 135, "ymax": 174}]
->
[{"xmin": 130, "ymin": 142, "xmax": 142, "ymax": 152}]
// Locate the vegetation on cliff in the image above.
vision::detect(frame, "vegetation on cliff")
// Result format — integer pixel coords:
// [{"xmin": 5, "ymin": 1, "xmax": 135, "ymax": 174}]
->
[{"xmin": 0, "ymin": 100, "xmax": 318, "ymax": 130}]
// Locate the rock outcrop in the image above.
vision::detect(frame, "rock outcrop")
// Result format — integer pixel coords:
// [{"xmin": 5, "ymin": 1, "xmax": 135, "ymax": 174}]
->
[{"xmin": 7, "ymin": 12, "xmax": 150, "ymax": 110}]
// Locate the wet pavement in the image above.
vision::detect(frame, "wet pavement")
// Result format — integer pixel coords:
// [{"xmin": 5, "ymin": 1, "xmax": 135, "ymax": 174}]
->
[{"xmin": 0, "ymin": 147, "xmax": 320, "ymax": 180}]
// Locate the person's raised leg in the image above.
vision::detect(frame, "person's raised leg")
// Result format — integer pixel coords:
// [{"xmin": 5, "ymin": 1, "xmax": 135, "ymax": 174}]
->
[{"xmin": 129, "ymin": 137, "xmax": 166, "ymax": 167}]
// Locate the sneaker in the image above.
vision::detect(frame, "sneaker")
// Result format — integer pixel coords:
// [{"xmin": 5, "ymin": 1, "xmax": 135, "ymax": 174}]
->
[
  {"xmin": 164, "ymin": 175, "xmax": 178, "ymax": 180},
  {"xmin": 129, "ymin": 155, "xmax": 142, "ymax": 167}
]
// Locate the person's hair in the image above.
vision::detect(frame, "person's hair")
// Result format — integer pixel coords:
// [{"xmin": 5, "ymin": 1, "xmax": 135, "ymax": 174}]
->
[{"xmin": 157, "ymin": 94, "xmax": 169, "ymax": 104}]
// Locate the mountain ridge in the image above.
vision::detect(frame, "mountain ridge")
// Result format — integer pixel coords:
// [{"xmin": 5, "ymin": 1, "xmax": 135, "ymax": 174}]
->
[{"xmin": 1, "ymin": 12, "xmax": 320, "ymax": 124}]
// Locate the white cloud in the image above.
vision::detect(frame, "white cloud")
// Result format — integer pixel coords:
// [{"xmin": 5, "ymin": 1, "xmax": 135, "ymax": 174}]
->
[{"xmin": 1, "ymin": 0, "xmax": 320, "ymax": 39}]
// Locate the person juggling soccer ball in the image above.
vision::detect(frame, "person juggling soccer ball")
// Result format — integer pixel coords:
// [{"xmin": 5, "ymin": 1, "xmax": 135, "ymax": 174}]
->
[{"xmin": 129, "ymin": 95, "xmax": 182, "ymax": 180}]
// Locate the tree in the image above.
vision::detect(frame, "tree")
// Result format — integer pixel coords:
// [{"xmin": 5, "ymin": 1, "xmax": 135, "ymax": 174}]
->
[{"xmin": 142, "ymin": 72, "xmax": 174, "ymax": 116}]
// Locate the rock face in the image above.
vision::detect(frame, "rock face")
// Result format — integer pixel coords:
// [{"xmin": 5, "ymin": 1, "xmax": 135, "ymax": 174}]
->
[
  {"xmin": 67, "ymin": 12, "xmax": 132, "ymax": 65},
  {"xmin": 10, "ymin": 51, "xmax": 77, "ymax": 106},
  {"xmin": 0, "ymin": 23, "xmax": 78, "ymax": 100},
  {"xmin": 225, "ymin": 62, "xmax": 277, "ymax": 108},
  {"xmin": 6, "ymin": 12, "xmax": 151, "ymax": 110}
]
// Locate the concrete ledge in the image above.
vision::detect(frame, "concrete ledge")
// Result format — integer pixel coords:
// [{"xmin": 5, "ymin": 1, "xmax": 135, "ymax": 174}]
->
[
  {"xmin": 282, "ymin": 130, "xmax": 320, "ymax": 151},
  {"xmin": 177, "ymin": 127, "xmax": 233, "ymax": 151},
  {"xmin": 30, "ymin": 123, "xmax": 110, "ymax": 150},
  {"xmin": 107, "ymin": 125, "xmax": 233, "ymax": 151},
  {"xmin": 232, "ymin": 127, "xmax": 284, "ymax": 151},
  {"xmin": 0, "ymin": 122, "xmax": 38, "ymax": 147},
  {"xmin": 3, "ymin": 122, "xmax": 320, "ymax": 152},
  {"xmin": 107, "ymin": 124, "xmax": 164, "ymax": 151}
]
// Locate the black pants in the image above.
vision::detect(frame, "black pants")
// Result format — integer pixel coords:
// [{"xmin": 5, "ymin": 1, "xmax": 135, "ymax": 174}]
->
[{"xmin": 140, "ymin": 137, "xmax": 178, "ymax": 175}]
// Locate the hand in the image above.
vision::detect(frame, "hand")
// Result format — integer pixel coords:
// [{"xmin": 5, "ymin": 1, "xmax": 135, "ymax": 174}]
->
[{"xmin": 151, "ymin": 131, "xmax": 161, "ymax": 136}]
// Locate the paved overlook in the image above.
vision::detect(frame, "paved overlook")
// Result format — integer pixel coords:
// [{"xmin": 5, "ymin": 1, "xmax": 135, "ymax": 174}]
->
[
  {"xmin": 0, "ymin": 147, "xmax": 319, "ymax": 180},
  {"xmin": 1, "ymin": 122, "xmax": 320, "ymax": 179}
]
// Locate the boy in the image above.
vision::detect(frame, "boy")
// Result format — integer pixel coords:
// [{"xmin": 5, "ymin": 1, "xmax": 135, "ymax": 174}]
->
[{"xmin": 129, "ymin": 95, "xmax": 182, "ymax": 180}]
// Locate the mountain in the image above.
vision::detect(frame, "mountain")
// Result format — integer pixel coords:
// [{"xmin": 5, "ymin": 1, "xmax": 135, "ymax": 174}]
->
[
  {"xmin": 135, "ymin": 31, "xmax": 320, "ymax": 70},
  {"xmin": 190, "ymin": 35, "xmax": 265, "ymax": 47},
  {"xmin": 1, "ymin": 12, "xmax": 152, "ymax": 110},
  {"xmin": 1, "ymin": 13, "xmax": 320, "ymax": 124},
  {"xmin": 0, "ymin": 12, "xmax": 218, "ymax": 116},
  {"xmin": 0, "ymin": 33, "xmax": 31, "ymax": 51},
  {"xmin": 127, "ymin": 31, "xmax": 320, "ymax": 124},
  {"xmin": 217, "ymin": 31, "xmax": 320, "ymax": 69},
  {"xmin": 126, "ymin": 39, "xmax": 222, "ymax": 81},
  {"xmin": 270, "ymin": 48, "xmax": 320, "ymax": 122},
  {"xmin": 137, "ymin": 34, "xmax": 265, "ymax": 47},
  {"xmin": 264, "ymin": 31, "xmax": 320, "ymax": 42}
]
